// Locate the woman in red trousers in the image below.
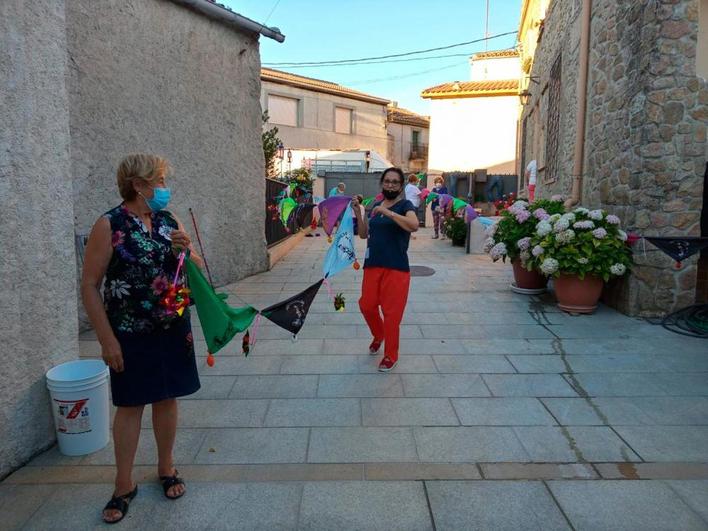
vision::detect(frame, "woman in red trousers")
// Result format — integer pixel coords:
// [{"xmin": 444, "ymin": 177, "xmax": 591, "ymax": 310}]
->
[{"xmin": 353, "ymin": 167, "xmax": 419, "ymax": 372}]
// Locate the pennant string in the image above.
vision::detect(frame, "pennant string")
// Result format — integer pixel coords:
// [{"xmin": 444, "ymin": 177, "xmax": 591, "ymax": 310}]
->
[{"xmin": 249, "ymin": 313, "xmax": 262, "ymax": 348}]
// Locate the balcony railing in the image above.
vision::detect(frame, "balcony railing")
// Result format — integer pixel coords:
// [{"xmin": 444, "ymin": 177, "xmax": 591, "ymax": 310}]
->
[{"xmin": 409, "ymin": 143, "xmax": 428, "ymax": 160}]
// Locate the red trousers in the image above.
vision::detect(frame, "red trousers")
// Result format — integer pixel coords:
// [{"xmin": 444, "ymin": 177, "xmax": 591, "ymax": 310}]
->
[{"xmin": 359, "ymin": 267, "xmax": 411, "ymax": 362}]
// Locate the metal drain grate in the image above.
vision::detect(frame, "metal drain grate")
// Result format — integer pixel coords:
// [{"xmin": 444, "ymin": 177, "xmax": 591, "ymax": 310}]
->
[{"xmin": 409, "ymin": 265, "xmax": 435, "ymax": 277}]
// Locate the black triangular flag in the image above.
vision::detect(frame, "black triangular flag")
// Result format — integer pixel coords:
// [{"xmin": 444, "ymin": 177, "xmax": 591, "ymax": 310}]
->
[
  {"xmin": 644, "ymin": 236, "xmax": 708, "ymax": 263},
  {"xmin": 261, "ymin": 279, "xmax": 324, "ymax": 336},
  {"xmin": 294, "ymin": 203, "xmax": 317, "ymax": 229}
]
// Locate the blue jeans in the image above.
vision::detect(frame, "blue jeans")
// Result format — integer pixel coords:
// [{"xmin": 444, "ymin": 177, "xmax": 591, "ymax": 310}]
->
[{"xmin": 485, "ymin": 175, "xmax": 504, "ymax": 202}]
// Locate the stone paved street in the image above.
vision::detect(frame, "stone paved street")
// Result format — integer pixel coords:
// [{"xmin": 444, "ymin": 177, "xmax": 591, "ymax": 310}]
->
[{"xmin": 3, "ymin": 229, "xmax": 708, "ymax": 530}]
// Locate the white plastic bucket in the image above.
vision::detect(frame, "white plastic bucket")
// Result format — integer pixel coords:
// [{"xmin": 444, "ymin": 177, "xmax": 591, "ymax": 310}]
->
[{"xmin": 46, "ymin": 359, "xmax": 110, "ymax": 456}]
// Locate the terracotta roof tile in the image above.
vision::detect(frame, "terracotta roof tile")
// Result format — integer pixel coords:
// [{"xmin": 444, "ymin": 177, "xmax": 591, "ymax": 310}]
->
[
  {"xmin": 421, "ymin": 79, "xmax": 519, "ymax": 99},
  {"xmin": 386, "ymin": 106, "xmax": 430, "ymax": 127},
  {"xmin": 261, "ymin": 68, "xmax": 390, "ymax": 105},
  {"xmin": 471, "ymin": 49, "xmax": 519, "ymax": 60}
]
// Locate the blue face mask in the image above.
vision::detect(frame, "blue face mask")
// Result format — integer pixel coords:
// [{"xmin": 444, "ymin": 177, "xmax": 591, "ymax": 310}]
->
[{"xmin": 144, "ymin": 187, "xmax": 171, "ymax": 211}]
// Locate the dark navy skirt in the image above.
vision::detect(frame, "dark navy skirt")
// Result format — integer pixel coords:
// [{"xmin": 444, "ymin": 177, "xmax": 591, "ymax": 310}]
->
[{"xmin": 110, "ymin": 317, "xmax": 201, "ymax": 407}]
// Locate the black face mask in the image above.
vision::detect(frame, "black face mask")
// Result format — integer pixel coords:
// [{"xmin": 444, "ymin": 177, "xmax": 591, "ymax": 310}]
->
[{"xmin": 382, "ymin": 189, "xmax": 400, "ymax": 200}]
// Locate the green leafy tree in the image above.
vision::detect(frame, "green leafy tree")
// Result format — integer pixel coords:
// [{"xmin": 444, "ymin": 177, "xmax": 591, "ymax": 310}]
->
[{"xmin": 262, "ymin": 111, "xmax": 281, "ymax": 178}]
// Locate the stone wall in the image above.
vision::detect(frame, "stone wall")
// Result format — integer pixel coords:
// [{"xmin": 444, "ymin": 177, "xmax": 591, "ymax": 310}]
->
[
  {"xmin": 522, "ymin": 0, "xmax": 706, "ymax": 316},
  {"xmin": 0, "ymin": 0, "xmax": 78, "ymax": 479},
  {"xmin": 67, "ymin": 0, "xmax": 269, "ymax": 289},
  {"xmin": 521, "ymin": 0, "xmax": 583, "ymax": 196}
]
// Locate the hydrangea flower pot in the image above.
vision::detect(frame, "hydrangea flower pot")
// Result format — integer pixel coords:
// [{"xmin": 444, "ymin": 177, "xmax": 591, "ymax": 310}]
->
[
  {"xmin": 512, "ymin": 259, "xmax": 548, "ymax": 291},
  {"xmin": 554, "ymin": 273, "xmax": 603, "ymax": 314}
]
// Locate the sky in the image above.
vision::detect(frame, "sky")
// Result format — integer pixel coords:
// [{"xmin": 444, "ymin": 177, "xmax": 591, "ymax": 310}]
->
[{"xmin": 222, "ymin": 0, "xmax": 521, "ymax": 115}]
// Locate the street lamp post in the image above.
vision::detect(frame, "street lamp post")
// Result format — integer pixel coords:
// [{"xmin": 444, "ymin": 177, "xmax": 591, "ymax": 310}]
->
[
  {"xmin": 277, "ymin": 142, "xmax": 284, "ymax": 178},
  {"xmin": 287, "ymin": 149, "xmax": 292, "ymax": 175}
]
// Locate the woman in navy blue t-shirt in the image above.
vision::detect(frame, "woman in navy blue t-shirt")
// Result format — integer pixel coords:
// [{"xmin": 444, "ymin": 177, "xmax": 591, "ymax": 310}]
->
[{"xmin": 353, "ymin": 167, "xmax": 419, "ymax": 372}]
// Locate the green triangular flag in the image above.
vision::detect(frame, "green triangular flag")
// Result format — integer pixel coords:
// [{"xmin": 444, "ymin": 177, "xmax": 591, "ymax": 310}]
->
[
  {"xmin": 425, "ymin": 192, "xmax": 439, "ymax": 205},
  {"xmin": 452, "ymin": 198, "xmax": 468, "ymax": 212},
  {"xmin": 185, "ymin": 258, "xmax": 257, "ymax": 354}
]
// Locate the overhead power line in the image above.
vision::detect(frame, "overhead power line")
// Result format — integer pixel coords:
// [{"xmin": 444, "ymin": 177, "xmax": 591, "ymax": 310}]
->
[
  {"xmin": 345, "ymin": 62, "xmax": 465, "ymax": 86},
  {"xmin": 263, "ymin": 48, "xmax": 516, "ymax": 69},
  {"xmin": 262, "ymin": 30, "xmax": 517, "ymax": 67}
]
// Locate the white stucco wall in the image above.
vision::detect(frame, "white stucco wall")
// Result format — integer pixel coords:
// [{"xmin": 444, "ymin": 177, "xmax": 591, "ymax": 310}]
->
[
  {"xmin": 470, "ymin": 56, "xmax": 520, "ymax": 81},
  {"xmin": 67, "ymin": 0, "xmax": 269, "ymax": 290},
  {"xmin": 427, "ymin": 95, "xmax": 518, "ymax": 174},
  {"xmin": 1, "ymin": 0, "xmax": 78, "ymax": 479},
  {"xmin": 261, "ymin": 81, "xmax": 389, "ymax": 155}
]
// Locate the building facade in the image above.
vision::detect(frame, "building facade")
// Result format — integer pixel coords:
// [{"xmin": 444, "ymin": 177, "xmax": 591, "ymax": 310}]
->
[
  {"xmin": 386, "ymin": 104, "xmax": 430, "ymax": 173},
  {"xmin": 261, "ymin": 68, "xmax": 390, "ymax": 158},
  {"xmin": 517, "ymin": 0, "xmax": 707, "ymax": 315},
  {"xmin": 0, "ymin": 0, "xmax": 282, "ymax": 479},
  {"xmin": 422, "ymin": 51, "xmax": 520, "ymax": 177}
]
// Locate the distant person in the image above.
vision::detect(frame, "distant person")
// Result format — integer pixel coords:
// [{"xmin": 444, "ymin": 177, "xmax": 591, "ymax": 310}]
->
[
  {"xmin": 525, "ymin": 160, "xmax": 537, "ymax": 201},
  {"xmin": 485, "ymin": 175, "xmax": 504, "ymax": 202},
  {"xmin": 430, "ymin": 176, "xmax": 448, "ymax": 239},
  {"xmin": 329, "ymin": 182, "xmax": 346, "ymax": 197},
  {"xmin": 355, "ymin": 167, "xmax": 418, "ymax": 372},
  {"xmin": 404, "ymin": 174, "xmax": 422, "ymax": 209},
  {"xmin": 352, "ymin": 194, "xmax": 365, "ymax": 236}
]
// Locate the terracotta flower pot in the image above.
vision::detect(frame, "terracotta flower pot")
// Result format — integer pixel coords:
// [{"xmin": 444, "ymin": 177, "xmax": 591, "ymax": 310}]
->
[
  {"xmin": 554, "ymin": 273, "xmax": 604, "ymax": 314},
  {"xmin": 512, "ymin": 259, "xmax": 548, "ymax": 291}
]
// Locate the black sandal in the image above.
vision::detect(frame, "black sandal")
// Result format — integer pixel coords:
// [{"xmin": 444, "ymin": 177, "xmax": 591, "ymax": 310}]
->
[
  {"xmin": 102, "ymin": 485, "xmax": 138, "ymax": 524},
  {"xmin": 160, "ymin": 469, "xmax": 186, "ymax": 500}
]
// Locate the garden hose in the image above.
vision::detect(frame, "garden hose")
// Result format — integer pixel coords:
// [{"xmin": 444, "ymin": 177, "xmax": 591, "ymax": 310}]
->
[{"xmin": 660, "ymin": 304, "xmax": 708, "ymax": 338}]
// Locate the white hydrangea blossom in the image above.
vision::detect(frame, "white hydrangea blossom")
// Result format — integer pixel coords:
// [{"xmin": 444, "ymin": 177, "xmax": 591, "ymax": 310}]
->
[
  {"xmin": 574, "ymin": 207, "xmax": 589, "ymax": 215},
  {"xmin": 588, "ymin": 209, "xmax": 604, "ymax": 220},
  {"xmin": 519, "ymin": 250, "xmax": 531, "ymax": 262},
  {"xmin": 517, "ymin": 237, "xmax": 532, "ymax": 250},
  {"xmin": 532, "ymin": 245, "xmax": 545, "ymax": 257},
  {"xmin": 548, "ymin": 213, "xmax": 562, "ymax": 223},
  {"xmin": 610, "ymin": 263, "xmax": 627, "ymax": 275},
  {"xmin": 560, "ymin": 212, "xmax": 576, "ymax": 223},
  {"xmin": 509, "ymin": 200, "xmax": 528, "ymax": 212},
  {"xmin": 540, "ymin": 258, "xmax": 559, "ymax": 275},
  {"xmin": 605, "ymin": 214, "xmax": 621, "ymax": 225},
  {"xmin": 553, "ymin": 218, "xmax": 570, "ymax": 233},
  {"xmin": 617, "ymin": 229, "xmax": 628, "ymax": 241},
  {"xmin": 573, "ymin": 220, "xmax": 595, "ymax": 230},
  {"xmin": 577, "ymin": 257, "xmax": 589, "ymax": 264},
  {"xmin": 490, "ymin": 242, "xmax": 508, "ymax": 261},
  {"xmin": 483, "ymin": 237, "xmax": 496, "ymax": 253},
  {"xmin": 592, "ymin": 228, "xmax": 608, "ymax": 239},
  {"xmin": 555, "ymin": 229, "xmax": 576, "ymax": 244},
  {"xmin": 536, "ymin": 220, "xmax": 553, "ymax": 236}
]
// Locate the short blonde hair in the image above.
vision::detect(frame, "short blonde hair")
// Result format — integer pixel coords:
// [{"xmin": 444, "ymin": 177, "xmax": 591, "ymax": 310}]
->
[{"xmin": 116, "ymin": 154, "xmax": 171, "ymax": 201}]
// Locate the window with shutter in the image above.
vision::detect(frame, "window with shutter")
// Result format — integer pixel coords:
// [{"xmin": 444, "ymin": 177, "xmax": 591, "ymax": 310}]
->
[{"xmin": 268, "ymin": 95, "xmax": 299, "ymax": 127}]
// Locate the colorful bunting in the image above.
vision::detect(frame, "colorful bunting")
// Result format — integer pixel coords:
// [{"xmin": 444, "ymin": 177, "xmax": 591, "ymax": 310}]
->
[
  {"xmin": 323, "ymin": 205, "xmax": 356, "ymax": 278},
  {"xmin": 438, "ymin": 194, "xmax": 453, "ymax": 209},
  {"xmin": 279, "ymin": 197, "xmax": 297, "ymax": 227},
  {"xmin": 317, "ymin": 195, "xmax": 352, "ymax": 236},
  {"xmin": 644, "ymin": 236, "xmax": 708, "ymax": 268},
  {"xmin": 185, "ymin": 258, "xmax": 258, "ymax": 355},
  {"xmin": 452, "ymin": 198, "xmax": 468, "ymax": 213},
  {"xmin": 261, "ymin": 279, "xmax": 324, "ymax": 336}
]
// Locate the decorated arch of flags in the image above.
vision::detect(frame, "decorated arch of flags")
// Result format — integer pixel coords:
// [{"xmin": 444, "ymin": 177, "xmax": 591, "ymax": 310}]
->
[{"xmin": 172, "ymin": 190, "xmax": 493, "ymax": 366}]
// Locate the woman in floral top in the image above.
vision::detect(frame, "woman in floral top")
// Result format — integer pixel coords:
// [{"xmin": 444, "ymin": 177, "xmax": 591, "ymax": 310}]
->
[{"xmin": 82, "ymin": 154, "xmax": 203, "ymax": 523}]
